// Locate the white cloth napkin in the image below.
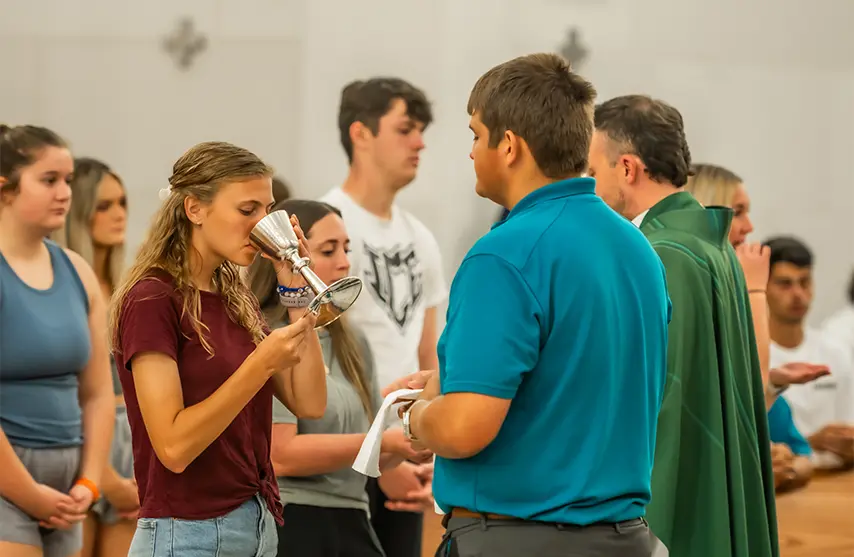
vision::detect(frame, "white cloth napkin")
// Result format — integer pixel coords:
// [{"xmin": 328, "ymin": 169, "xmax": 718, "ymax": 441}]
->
[{"xmin": 352, "ymin": 388, "xmax": 422, "ymax": 477}]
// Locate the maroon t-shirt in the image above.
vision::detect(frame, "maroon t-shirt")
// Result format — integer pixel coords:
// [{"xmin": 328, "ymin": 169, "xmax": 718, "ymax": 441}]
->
[{"xmin": 116, "ymin": 270, "xmax": 282, "ymax": 524}]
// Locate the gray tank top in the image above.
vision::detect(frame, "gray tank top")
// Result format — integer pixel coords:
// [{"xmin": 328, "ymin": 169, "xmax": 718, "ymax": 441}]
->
[{"xmin": 0, "ymin": 240, "xmax": 91, "ymax": 448}]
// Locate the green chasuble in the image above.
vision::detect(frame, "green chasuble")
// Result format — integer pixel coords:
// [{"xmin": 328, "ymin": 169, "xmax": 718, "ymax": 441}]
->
[{"xmin": 640, "ymin": 192, "xmax": 779, "ymax": 557}]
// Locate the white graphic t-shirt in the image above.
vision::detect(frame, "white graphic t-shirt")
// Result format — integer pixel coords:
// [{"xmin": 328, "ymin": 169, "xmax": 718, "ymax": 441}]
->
[{"xmin": 320, "ymin": 188, "xmax": 447, "ymax": 389}]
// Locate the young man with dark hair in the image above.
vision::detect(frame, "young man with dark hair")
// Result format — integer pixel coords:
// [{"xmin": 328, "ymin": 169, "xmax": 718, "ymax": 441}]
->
[
  {"xmin": 589, "ymin": 94, "xmax": 780, "ymax": 557},
  {"xmin": 403, "ymin": 54, "xmax": 671, "ymax": 556},
  {"xmin": 320, "ymin": 77, "xmax": 445, "ymax": 557},
  {"xmin": 764, "ymin": 236, "xmax": 854, "ymax": 469}
]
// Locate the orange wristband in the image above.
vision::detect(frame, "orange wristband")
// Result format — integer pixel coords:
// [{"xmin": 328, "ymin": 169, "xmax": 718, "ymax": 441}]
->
[{"xmin": 74, "ymin": 477, "xmax": 100, "ymax": 501}]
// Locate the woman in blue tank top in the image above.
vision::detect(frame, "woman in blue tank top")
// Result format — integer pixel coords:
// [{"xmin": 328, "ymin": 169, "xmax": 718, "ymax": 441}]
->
[
  {"xmin": 59, "ymin": 157, "xmax": 139, "ymax": 557},
  {"xmin": 0, "ymin": 125, "xmax": 116, "ymax": 557}
]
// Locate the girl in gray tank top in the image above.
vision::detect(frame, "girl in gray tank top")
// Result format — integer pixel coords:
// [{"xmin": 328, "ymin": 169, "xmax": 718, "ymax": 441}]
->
[
  {"xmin": 248, "ymin": 200, "xmax": 432, "ymax": 557},
  {"xmin": 0, "ymin": 125, "xmax": 116, "ymax": 557}
]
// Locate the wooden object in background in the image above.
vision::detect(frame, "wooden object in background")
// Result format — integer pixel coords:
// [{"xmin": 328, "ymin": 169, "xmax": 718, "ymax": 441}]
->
[{"xmin": 420, "ymin": 472, "xmax": 854, "ymax": 557}]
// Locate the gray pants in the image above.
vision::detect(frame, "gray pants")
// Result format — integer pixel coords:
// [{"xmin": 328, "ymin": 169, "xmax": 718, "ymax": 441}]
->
[
  {"xmin": 0, "ymin": 445, "xmax": 82, "ymax": 557},
  {"xmin": 436, "ymin": 515, "xmax": 654, "ymax": 557}
]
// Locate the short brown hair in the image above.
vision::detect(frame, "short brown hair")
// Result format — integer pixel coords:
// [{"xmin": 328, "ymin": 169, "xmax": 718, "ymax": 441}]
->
[
  {"xmin": 467, "ymin": 53, "xmax": 597, "ymax": 178},
  {"xmin": 338, "ymin": 78, "xmax": 433, "ymax": 163},
  {"xmin": 594, "ymin": 95, "xmax": 693, "ymax": 187}
]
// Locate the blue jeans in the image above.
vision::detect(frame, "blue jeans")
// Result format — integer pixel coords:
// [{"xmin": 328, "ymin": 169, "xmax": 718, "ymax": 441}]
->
[{"xmin": 128, "ymin": 494, "xmax": 277, "ymax": 557}]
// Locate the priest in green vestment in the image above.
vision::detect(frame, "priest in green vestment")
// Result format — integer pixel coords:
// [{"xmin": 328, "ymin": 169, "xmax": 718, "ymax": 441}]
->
[{"xmin": 587, "ymin": 95, "xmax": 779, "ymax": 557}]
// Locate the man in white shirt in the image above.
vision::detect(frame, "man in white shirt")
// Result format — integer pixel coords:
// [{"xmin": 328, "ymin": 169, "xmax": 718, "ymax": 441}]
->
[
  {"xmin": 320, "ymin": 77, "xmax": 447, "ymax": 557},
  {"xmin": 765, "ymin": 236, "xmax": 854, "ymax": 468}
]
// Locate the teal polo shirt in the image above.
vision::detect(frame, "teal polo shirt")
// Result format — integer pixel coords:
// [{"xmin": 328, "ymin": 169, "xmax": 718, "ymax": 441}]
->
[{"xmin": 432, "ymin": 177, "xmax": 671, "ymax": 525}]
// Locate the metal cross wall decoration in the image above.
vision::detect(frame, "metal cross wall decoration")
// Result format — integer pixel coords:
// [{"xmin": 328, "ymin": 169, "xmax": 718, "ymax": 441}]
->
[
  {"xmin": 559, "ymin": 28, "xmax": 589, "ymax": 69},
  {"xmin": 163, "ymin": 17, "xmax": 208, "ymax": 71}
]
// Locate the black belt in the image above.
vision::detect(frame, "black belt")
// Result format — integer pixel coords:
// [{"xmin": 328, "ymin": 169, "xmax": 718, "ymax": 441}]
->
[{"xmin": 444, "ymin": 508, "xmax": 645, "ymax": 530}]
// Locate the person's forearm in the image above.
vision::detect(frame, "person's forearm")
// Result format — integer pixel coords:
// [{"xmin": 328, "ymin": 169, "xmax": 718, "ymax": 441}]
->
[
  {"xmin": 272, "ymin": 430, "xmax": 403, "ymax": 477},
  {"xmin": 272, "ymin": 433, "xmax": 368, "ymax": 476},
  {"xmin": 78, "ymin": 387, "xmax": 115, "ymax": 486},
  {"xmin": 418, "ymin": 307, "xmax": 439, "ymax": 371},
  {"xmin": 282, "ymin": 324, "xmax": 326, "ymax": 419},
  {"xmin": 163, "ymin": 355, "xmax": 271, "ymax": 473},
  {"xmin": 380, "ymin": 453, "xmax": 405, "ymax": 471},
  {"xmin": 749, "ymin": 292, "xmax": 770, "ymax": 391},
  {"xmin": 99, "ymin": 465, "xmax": 126, "ymax": 500},
  {"xmin": 0, "ymin": 427, "xmax": 39, "ymax": 506},
  {"xmin": 418, "ymin": 347, "xmax": 438, "ymax": 372},
  {"xmin": 410, "ymin": 398, "xmax": 475, "ymax": 459}
]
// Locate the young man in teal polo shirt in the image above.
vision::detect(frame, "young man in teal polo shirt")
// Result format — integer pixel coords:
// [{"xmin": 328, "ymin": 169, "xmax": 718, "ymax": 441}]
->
[{"xmin": 400, "ymin": 53, "xmax": 672, "ymax": 556}]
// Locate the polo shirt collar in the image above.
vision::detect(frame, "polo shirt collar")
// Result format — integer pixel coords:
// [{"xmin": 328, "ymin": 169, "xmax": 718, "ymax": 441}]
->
[{"xmin": 493, "ymin": 177, "xmax": 595, "ymax": 230}]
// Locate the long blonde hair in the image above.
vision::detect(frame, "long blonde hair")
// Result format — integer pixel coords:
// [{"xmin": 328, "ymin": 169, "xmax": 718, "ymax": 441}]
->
[
  {"xmin": 110, "ymin": 141, "xmax": 272, "ymax": 356},
  {"xmin": 54, "ymin": 158, "xmax": 126, "ymax": 291},
  {"xmin": 246, "ymin": 199, "xmax": 375, "ymax": 417},
  {"xmin": 685, "ymin": 163, "xmax": 742, "ymax": 207}
]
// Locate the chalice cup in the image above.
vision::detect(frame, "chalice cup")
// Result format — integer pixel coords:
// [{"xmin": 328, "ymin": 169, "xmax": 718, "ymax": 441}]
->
[{"xmin": 250, "ymin": 210, "xmax": 362, "ymax": 328}]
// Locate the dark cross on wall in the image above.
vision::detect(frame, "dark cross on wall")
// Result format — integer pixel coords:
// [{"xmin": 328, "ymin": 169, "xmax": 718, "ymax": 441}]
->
[
  {"xmin": 163, "ymin": 17, "xmax": 208, "ymax": 71},
  {"xmin": 559, "ymin": 28, "xmax": 589, "ymax": 69}
]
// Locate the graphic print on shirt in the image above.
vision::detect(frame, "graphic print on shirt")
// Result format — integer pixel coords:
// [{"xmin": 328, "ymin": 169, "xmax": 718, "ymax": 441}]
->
[{"xmin": 362, "ymin": 241, "xmax": 423, "ymax": 330}]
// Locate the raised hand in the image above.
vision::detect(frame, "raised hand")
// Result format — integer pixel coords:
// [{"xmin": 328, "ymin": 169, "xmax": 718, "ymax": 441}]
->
[
  {"xmin": 263, "ymin": 214, "xmax": 311, "ymax": 289},
  {"xmin": 769, "ymin": 362, "xmax": 830, "ymax": 388},
  {"xmin": 252, "ymin": 312, "xmax": 317, "ymax": 375},
  {"xmin": 735, "ymin": 242, "xmax": 770, "ymax": 291}
]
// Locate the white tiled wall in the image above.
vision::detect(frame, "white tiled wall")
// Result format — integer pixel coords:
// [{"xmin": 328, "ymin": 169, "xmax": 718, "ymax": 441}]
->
[{"xmin": 2, "ymin": 0, "xmax": 852, "ymax": 321}]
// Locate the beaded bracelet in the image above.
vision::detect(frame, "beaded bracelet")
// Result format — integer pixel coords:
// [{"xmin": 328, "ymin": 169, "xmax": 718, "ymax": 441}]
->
[
  {"xmin": 277, "ymin": 284, "xmax": 312, "ymax": 308},
  {"xmin": 277, "ymin": 284, "xmax": 310, "ymax": 296}
]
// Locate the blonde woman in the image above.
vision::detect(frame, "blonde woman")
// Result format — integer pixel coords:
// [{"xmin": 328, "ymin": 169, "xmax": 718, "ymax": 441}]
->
[
  {"xmin": 685, "ymin": 163, "xmax": 754, "ymax": 247},
  {"xmin": 686, "ymin": 164, "xmax": 828, "ymax": 404},
  {"xmin": 59, "ymin": 158, "xmax": 139, "ymax": 557},
  {"xmin": 0, "ymin": 125, "xmax": 115, "ymax": 557},
  {"xmin": 110, "ymin": 141, "xmax": 327, "ymax": 556}
]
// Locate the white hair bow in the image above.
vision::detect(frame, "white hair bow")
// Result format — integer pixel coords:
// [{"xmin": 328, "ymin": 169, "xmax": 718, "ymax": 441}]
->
[{"xmin": 158, "ymin": 187, "xmax": 171, "ymax": 201}]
